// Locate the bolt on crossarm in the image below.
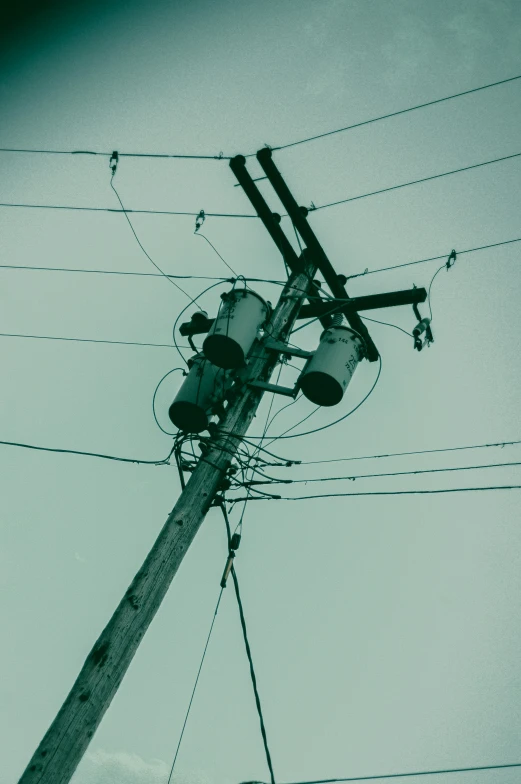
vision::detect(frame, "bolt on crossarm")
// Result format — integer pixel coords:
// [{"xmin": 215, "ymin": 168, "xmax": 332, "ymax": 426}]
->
[{"xmin": 18, "ymin": 258, "xmax": 317, "ymax": 784}]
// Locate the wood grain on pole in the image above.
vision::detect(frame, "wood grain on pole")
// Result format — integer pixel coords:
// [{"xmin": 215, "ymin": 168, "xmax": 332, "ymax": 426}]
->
[{"xmin": 18, "ymin": 260, "xmax": 316, "ymax": 784}]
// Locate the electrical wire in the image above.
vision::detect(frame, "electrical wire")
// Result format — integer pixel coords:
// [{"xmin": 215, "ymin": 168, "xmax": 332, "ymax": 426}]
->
[
  {"xmin": 242, "ymin": 459, "xmax": 521, "ymax": 487},
  {"xmin": 1, "ymin": 237, "xmax": 517, "ymax": 284},
  {"xmin": 0, "ymin": 439, "xmax": 175, "ymax": 465},
  {"xmin": 361, "ymin": 316, "xmax": 412, "ymax": 339},
  {"xmin": 272, "ymin": 73, "xmax": 521, "ymax": 152},
  {"xmin": 290, "ymin": 437, "xmax": 521, "ymax": 466},
  {"xmin": 152, "ymin": 368, "xmax": 186, "ymax": 436},
  {"xmin": 229, "ymin": 485, "xmax": 521, "ymax": 503},
  {"xmin": 231, "ymin": 564, "xmax": 276, "ymax": 784},
  {"xmin": 345, "ymin": 237, "xmax": 521, "ymax": 280},
  {"xmin": 195, "ymin": 232, "xmax": 238, "ymax": 277},
  {"xmin": 166, "ymin": 587, "xmax": 224, "ymax": 784},
  {"xmin": 0, "ymin": 332, "xmax": 193, "ymax": 350},
  {"xmin": 110, "ymin": 174, "xmax": 198, "ymax": 305},
  {"xmin": 310, "ymin": 151, "xmax": 521, "ymax": 213},
  {"xmin": 3, "ymin": 73, "xmax": 520, "ymax": 162},
  {"xmin": 0, "ymin": 263, "xmax": 234, "ymax": 281},
  {"xmin": 0, "ymin": 202, "xmax": 256, "ymax": 218},
  {"xmin": 268, "ymin": 759, "xmax": 521, "ymax": 783},
  {"xmin": 0, "ymin": 147, "xmax": 230, "ymax": 160},
  {"xmin": 258, "ymin": 354, "xmax": 382, "ymax": 442}
]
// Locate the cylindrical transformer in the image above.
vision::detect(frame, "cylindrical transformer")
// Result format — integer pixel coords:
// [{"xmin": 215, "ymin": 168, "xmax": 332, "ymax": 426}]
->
[
  {"xmin": 169, "ymin": 355, "xmax": 231, "ymax": 433},
  {"xmin": 203, "ymin": 289, "xmax": 269, "ymax": 369},
  {"xmin": 299, "ymin": 326, "xmax": 365, "ymax": 406}
]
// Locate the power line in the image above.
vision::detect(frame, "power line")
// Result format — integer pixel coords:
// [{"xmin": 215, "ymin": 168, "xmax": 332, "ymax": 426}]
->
[
  {"xmin": 0, "ymin": 263, "xmax": 233, "ymax": 281},
  {"xmin": 290, "ymin": 438, "xmax": 521, "ymax": 466},
  {"xmin": 110, "ymin": 174, "xmax": 197, "ymax": 305},
  {"xmin": 271, "ymin": 759, "xmax": 521, "ymax": 783},
  {"xmin": 0, "ymin": 332, "xmax": 193, "ymax": 349},
  {"xmin": 166, "ymin": 587, "xmax": 224, "ymax": 784},
  {"xmin": 0, "ymin": 202, "xmax": 256, "ymax": 219},
  {"xmin": 229, "ymin": 485, "xmax": 521, "ymax": 503},
  {"xmin": 0, "ymin": 439, "xmax": 175, "ymax": 465},
  {"xmin": 232, "ymin": 564, "xmax": 276, "ymax": 784},
  {"xmin": 244, "ymin": 460, "xmax": 521, "ymax": 487},
  {"xmin": 346, "ymin": 237, "xmax": 521, "ymax": 280},
  {"xmin": 311, "ymin": 151, "xmax": 521, "ymax": 212},
  {"xmin": 273, "ymin": 73, "xmax": 521, "ymax": 152},
  {"xmin": 0, "ymin": 235, "xmax": 518, "ymax": 287},
  {"xmin": 3, "ymin": 151, "xmax": 520, "ymax": 224},
  {"xmin": 0, "ymin": 147, "xmax": 230, "ymax": 160}
]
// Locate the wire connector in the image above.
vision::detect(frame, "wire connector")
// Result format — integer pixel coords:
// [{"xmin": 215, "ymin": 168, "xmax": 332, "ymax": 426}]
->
[
  {"xmin": 195, "ymin": 209, "xmax": 205, "ymax": 233},
  {"xmin": 109, "ymin": 150, "xmax": 119, "ymax": 177}
]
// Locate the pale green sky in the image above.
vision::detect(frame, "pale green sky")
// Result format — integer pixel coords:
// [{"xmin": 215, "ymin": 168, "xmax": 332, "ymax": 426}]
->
[{"xmin": 1, "ymin": 1, "xmax": 521, "ymax": 783}]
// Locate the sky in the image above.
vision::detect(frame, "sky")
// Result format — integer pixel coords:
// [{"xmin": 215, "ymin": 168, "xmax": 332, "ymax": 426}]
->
[{"xmin": 1, "ymin": 0, "xmax": 521, "ymax": 783}]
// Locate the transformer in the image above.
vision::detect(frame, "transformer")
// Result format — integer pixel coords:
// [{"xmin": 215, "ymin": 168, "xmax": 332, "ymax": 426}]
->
[
  {"xmin": 168, "ymin": 355, "xmax": 231, "ymax": 433},
  {"xmin": 299, "ymin": 325, "xmax": 365, "ymax": 406},
  {"xmin": 203, "ymin": 288, "xmax": 269, "ymax": 369}
]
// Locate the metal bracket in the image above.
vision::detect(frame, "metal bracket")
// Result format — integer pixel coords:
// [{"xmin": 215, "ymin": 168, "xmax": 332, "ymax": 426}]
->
[
  {"xmin": 264, "ymin": 339, "xmax": 313, "ymax": 359},
  {"xmin": 248, "ymin": 380, "xmax": 299, "ymax": 398}
]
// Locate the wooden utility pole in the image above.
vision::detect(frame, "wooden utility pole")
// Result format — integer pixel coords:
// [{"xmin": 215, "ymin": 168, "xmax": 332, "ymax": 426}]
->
[
  {"xmin": 19, "ymin": 149, "xmax": 428, "ymax": 784},
  {"xmin": 18, "ymin": 259, "xmax": 317, "ymax": 784}
]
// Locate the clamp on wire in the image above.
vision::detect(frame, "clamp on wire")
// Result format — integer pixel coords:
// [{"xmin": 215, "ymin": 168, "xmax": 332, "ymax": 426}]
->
[
  {"xmin": 220, "ymin": 530, "xmax": 242, "ymax": 588},
  {"xmin": 109, "ymin": 150, "xmax": 119, "ymax": 177},
  {"xmin": 195, "ymin": 209, "xmax": 205, "ymax": 233},
  {"xmin": 412, "ymin": 302, "xmax": 433, "ymax": 351}
]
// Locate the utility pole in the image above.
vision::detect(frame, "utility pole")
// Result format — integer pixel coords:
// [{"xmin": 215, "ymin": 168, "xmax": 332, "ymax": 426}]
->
[
  {"xmin": 18, "ymin": 257, "xmax": 318, "ymax": 784},
  {"xmin": 19, "ymin": 151, "xmax": 429, "ymax": 784}
]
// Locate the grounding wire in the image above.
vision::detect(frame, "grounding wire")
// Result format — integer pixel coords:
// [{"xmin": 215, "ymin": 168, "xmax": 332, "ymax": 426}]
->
[
  {"xmin": 272, "ymin": 73, "xmax": 521, "ymax": 152},
  {"xmin": 166, "ymin": 587, "xmax": 224, "ymax": 784}
]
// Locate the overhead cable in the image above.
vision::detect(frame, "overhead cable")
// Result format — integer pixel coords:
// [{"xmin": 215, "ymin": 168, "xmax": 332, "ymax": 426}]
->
[
  {"xmin": 229, "ymin": 485, "xmax": 521, "ymax": 503},
  {"xmin": 0, "ymin": 263, "xmax": 234, "ymax": 281},
  {"xmin": 0, "ymin": 237, "xmax": 518, "ymax": 284},
  {"xmin": 166, "ymin": 587, "xmax": 224, "ymax": 784},
  {"xmin": 244, "ymin": 460, "xmax": 521, "ymax": 487},
  {"xmin": 2, "ymin": 152, "xmax": 518, "ymax": 222},
  {"xmin": 272, "ymin": 73, "xmax": 521, "ymax": 152},
  {"xmin": 347, "ymin": 237, "xmax": 521, "ymax": 280},
  {"xmin": 311, "ymin": 151, "xmax": 521, "ymax": 212},
  {"xmin": 0, "ymin": 332, "xmax": 192, "ymax": 349},
  {"xmin": 267, "ymin": 759, "xmax": 521, "ymax": 783},
  {"xmin": 0, "ymin": 439, "xmax": 175, "ymax": 465},
  {"xmin": 0, "ymin": 202, "xmax": 256, "ymax": 219},
  {"xmin": 232, "ymin": 563, "xmax": 276, "ymax": 784},
  {"xmin": 0, "ymin": 147, "xmax": 230, "ymax": 160},
  {"xmin": 290, "ymin": 438, "xmax": 521, "ymax": 466},
  {"xmin": 110, "ymin": 174, "xmax": 197, "ymax": 304}
]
